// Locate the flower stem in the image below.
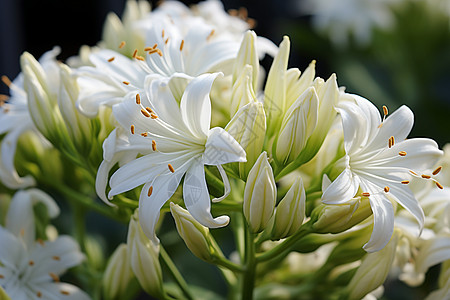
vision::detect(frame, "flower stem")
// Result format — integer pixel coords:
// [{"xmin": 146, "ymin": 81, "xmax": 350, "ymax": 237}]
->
[
  {"xmin": 241, "ymin": 226, "xmax": 256, "ymax": 300},
  {"xmin": 256, "ymin": 223, "xmax": 313, "ymax": 262},
  {"xmin": 160, "ymin": 246, "xmax": 194, "ymax": 300}
]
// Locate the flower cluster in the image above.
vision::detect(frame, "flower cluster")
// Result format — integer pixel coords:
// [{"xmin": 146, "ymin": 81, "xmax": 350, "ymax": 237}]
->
[{"xmin": 1, "ymin": 1, "xmax": 449, "ymax": 299}]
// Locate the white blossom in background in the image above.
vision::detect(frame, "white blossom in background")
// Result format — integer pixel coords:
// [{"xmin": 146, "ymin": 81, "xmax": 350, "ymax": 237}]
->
[
  {"xmin": 0, "ymin": 189, "xmax": 89, "ymax": 300},
  {"xmin": 300, "ymin": 0, "xmax": 401, "ymax": 46},
  {"xmin": 96, "ymin": 73, "xmax": 246, "ymax": 243},
  {"xmin": 322, "ymin": 94, "xmax": 442, "ymax": 252},
  {"xmin": 0, "ymin": 48, "xmax": 60, "ymax": 189}
]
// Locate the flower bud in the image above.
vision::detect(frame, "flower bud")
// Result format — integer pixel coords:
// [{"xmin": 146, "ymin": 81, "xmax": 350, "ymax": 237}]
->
[
  {"xmin": 285, "ymin": 60, "xmax": 316, "ymax": 110},
  {"xmin": 103, "ymin": 244, "xmax": 134, "ymax": 300},
  {"xmin": 275, "ymin": 87, "xmax": 319, "ymax": 164},
  {"xmin": 264, "ymin": 36, "xmax": 290, "ymax": 137},
  {"xmin": 229, "ymin": 65, "xmax": 257, "ymax": 117},
  {"xmin": 170, "ymin": 203, "xmax": 214, "ymax": 262},
  {"xmin": 271, "ymin": 177, "xmax": 306, "ymax": 240},
  {"xmin": 345, "ymin": 230, "xmax": 400, "ymax": 300},
  {"xmin": 233, "ymin": 30, "xmax": 259, "ymax": 91},
  {"xmin": 225, "ymin": 101, "xmax": 266, "ymax": 179},
  {"xmin": 59, "ymin": 64, "xmax": 93, "ymax": 153},
  {"xmin": 127, "ymin": 211, "xmax": 163, "ymax": 298},
  {"xmin": 244, "ymin": 152, "xmax": 277, "ymax": 233}
]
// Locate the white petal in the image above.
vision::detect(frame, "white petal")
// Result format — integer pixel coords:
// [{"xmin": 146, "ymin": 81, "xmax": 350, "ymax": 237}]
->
[
  {"xmin": 5, "ymin": 191, "xmax": 35, "ymax": 248},
  {"xmin": 34, "ymin": 282, "xmax": 90, "ymax": 300},
  {"xmin": 204, "ymin": 127, "xmax": 246, "ymax": 165},
  {"xmin": 0, "ymin": 226, "xmax": 26, "ymax": 269},
  {"xmin": 322, "ymin": 167, "xmax": 359, "ymax": 204},
  {"xmin": 416, "ymin": 234, "xmax": 450, "ymax": 273},
  {"xmin": 212, "ymin": 165, "xmax": 231, "ymax": 203},
  {"xmin": 180, "ymin": 73, "xmax": 221, "ymax": 139},
  {"xmin": 183, "ymin": 161, "xmax": 230, "ymax": 228}
]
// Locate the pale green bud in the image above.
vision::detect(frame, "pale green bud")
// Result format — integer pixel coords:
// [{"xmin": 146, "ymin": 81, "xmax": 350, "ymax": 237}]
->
[
  {"xmin": 225, "ymin": 101, "xmax": 266, "ymax": 179},
  {"xmin": 127, "ymin": 212, "xmax": 164, "ymax": 298},
  {"xmin": 271, "ymin": 177, "xmax": 306, "ymax": 240},
  {"xmin": 264, "ymin": 36, "xmax": 290, "ymax": 137},
  {"xmin": 296, "ymin": 74, "xmax": 340, "ymax": 166},
  {"xmin": 229, "ymin": 65, "xmax": 257, "ymax": 117},
  {"xmin": 345, "ymin": 230, "xmax": 400, "ymax": 300},
  {"xmin": 170, "ymin": 203, "xmax": 214, "ymax": 262},
  {"xmin": 21, "ymin": 52, "xmax": 67, "ymax": 142},
  {"xmin": 244, "ymin": 152, "xmax": 277, "ymax": 233},
  {"xmin": 275, "ymin": 87, "xmax": 319, "ymax": 164},
  {"xmin": 285, "ymin": 60, "xmax": 316, "ymax": 109},
  {"xmin": 311, "ymin": 197, "xmax": 372, "ymax": 234},
  {"xmin": 233, "ymin": 30, "xmax": 259, "ymax": 91},
  {"xmin": 59, "ymin": 64, "xmax": 93, "ymax": 151},
  {"xmin": 103, "ymin": 244, "xmax": 134, "ymax": 300}
]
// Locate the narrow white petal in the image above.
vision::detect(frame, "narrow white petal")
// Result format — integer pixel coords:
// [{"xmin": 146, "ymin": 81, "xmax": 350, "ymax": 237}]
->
[
  {"xmin": 322, "ymin": 167, "xmax": 359, "ymax": 204},
  {"xmin": 204, "ymin": 127, "xmax": 246, "ymax": 165},
  {"xmin": 35, "ymin": 282, "xmax": 90, "ymax": 300},
  {"xmin": 212, "ymin": 165, "xmax": 231, "ymax": 203},
  {"xmin": 180, "ymin": 73, "xmax": 221, "ymax": 139},
  {"xmin": 183, "ymin": 161, "xmax": 230, "ymax": 228},
  {"xmin": 0, "ymin": 227, "xmax": 27, "ymax": 269},
  {"xmin": 5, "ymin": 191, "xmax": 35, "ymax": 248}
]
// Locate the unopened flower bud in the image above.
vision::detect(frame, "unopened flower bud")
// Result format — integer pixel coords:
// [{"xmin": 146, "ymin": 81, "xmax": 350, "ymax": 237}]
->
[
  {"xmin": 233, "ymin": 30, "xmax": 259, "ymax": 91},
  {"xmin": 285, "ymin": 60, "xmax": 316, "ymax": 110},
  {"xmin": 229, "ymin": 65, "xmax": 257, "ymax": 117},
  {"xmin": 225, "ymin": 101, "xmax": 266, "ymax": 179},
  {"xmin": 345, "ymin": 230, "xmax": 400, "ymax": 300},
  {"xmin": 271, "ymin": 177, "xmax": 306, "ymax": 240},
  {"xmin": 244, "ymin": 152, "xmax": 277, "ymax": 233},
  {"xmin": 103, "ymin": 244, "xmax": 134, "ymax": 300},
  {"xmin": 275, "ymin": 87, "xmax": 318, "ymax": 164},
  {"xmin": 264, "ymin": 36, "xmax": 290, "ymax": 137},
  {"xmin": 127, "ymin": 211, "xmax": 163, "ymax": 298},
  {"xmin": 170, "ymin": 203, "xmax": 215, "ymax": 262}
]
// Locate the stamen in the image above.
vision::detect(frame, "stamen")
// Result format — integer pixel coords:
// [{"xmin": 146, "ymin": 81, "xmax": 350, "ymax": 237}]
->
[
  {"xmin": 361, "ymin": 192, "xmax": 370, "ymax": 197},
  {"xmin": 0, "ymin": 274, "xmax": 4, "ymax": 279},
  {"xmin": 136, "ymin": 55, "xmax": 145, "ymax": 61},
  {"xmin": 130, "ymin": 125, "xmax": 135, "ymax": 134},
  {"xmin": 148, "ymin": 49, "xmax": 158, "ymax": 55},
  {"xmin": 29, "ymin": 260, "xmax": 34, "ymax": 266},
  {"xmin": 179, "ymin": 40, "xmax": 185, "ymax": 51},
  {"xmin": 238, "ymin": 7, "xmax": 248, "ymax": 19},
  {"xmin": 119, "ymin": 41, "xmax": 126, "ymax": 49},
  {"xmin": 52, "ymin": 256, "xmax": 60, "ymax": 261},
  {"xmin": 135, "ymin": 94, "xmax": 141, "ymax": 105},
  {"xmin": 37, "ymin": 291, "xmax": 42, "ymax": 298},
  {"xmin": 207, "ymin": 29, "xmax": 215, "ymax": 41},
  {"xmin": 141, "ymin": 109, "xmax": 151, "ymax": 118},
  {"xmin": 432, "ymin": 166, "xmax": 442, "ymax": 175},
  {"xmin": 144, "ymin": 46, "xmax": 153, "ymax": 51},
  {"xmin": 435, "ymin": 181, "xmax": 444, "ymax": 189},
  {"xmin": 421, "ymin": 174, "xmax": 431, "ymax": 179},
  {"xmin": 156, "ymin": 49, "xmax": 163, "ymax": 56},
  {"xmin": 165, "ymin": 37, "xmax": 169, "ymax": 45},
  {"xmin": 60, "ymin": 290, "xmax": 70, "ymax": 295},
  {"xmin": 37, "ymin": 238, "xmax": 45, "ymax": 245},
  {"xmin": 247, "ymin": 18, "xmax": 256, "ymax": 28},
  {"xmin": 123, "ymin": 81, "xmax": 130, "ymax": 85},
  {"xmin": 0, "ymin": 94, "xmax": 9, "ymax": 102},
  {"xmin": 228, "ymin": 9, "xmax": 238, "ymax": 16},
  {"xmin": 384, "ymin": 186, "xmax": 390, "ymax": 193},
  {"xmin": 162, "ymin": 29, "xmax": 165, "ymax": 38},
  {"xmin": 398, "ymin": 151, "xmax": 407, "ymax": 156},
  {"xmin": 107, "ymin": 57, "xmax": 115, "ymax": 62},
  {"xmin": 410, "ymin": 170, "xmax": 418, "ymax": 176},
  {"xmin": 145, "ymin": 107, "xmax": 153, "ymax": 114},
  {"xmin": 168, "ymin": 164, "xmax": 175, "ymax": 173},
  {"xmin": 152, "ymin": 43, "xmax": 157, "ymax": 49},
  {"xmin": 382, "ymin": 105, "xmax": 388, "ymax": 116},
  {"xmin": 152, "ymin": 140, "xmax": 157, "ymax": 151},
  {"xmin": 49, "ymin": 272, "xmax": 60, "ymax": 282},
  {"xmin": 132, "ymin": 49, "xmax": 138, "ymax": 58},
  {"xmin": 141, "ymin": 132, "xmax": 148, "ymax": 137},
  {"xmin": 401, "ymin": 180, "xmax": 410, "ymax": 184},
  {"xmin": 388, "ymin": 136, "xmax": 394, "ymax": 148},
  {"xmin": 150, "ymin": 113, "xmax": 158, "ymax": 119},
  {"xmin": 148, "ymin": 186, "xmax": 153, "ymax": 197},
  {"xmin": 1, "ymin": 75, "xmax": 11, "ymax": 87}
]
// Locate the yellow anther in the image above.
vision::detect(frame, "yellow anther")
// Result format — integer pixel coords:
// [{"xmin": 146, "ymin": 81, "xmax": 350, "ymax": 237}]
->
[
  {"xmin": 29, "ymin": 260, "xmax": 34, "ymax": 266},
  {"xmin": 207, "ymin": 29, "xmax": 215, "ymax": 41},
  {"xmin": 107, "ymin": 57, "xmax": 115, "ymax": 62},
  {"xmin": 152, "ymin": 140, "xmax": 157, "ymax": 151},
  {"xmin": 119, "ymin": 41, "xmax": 126, "ymax": 49},
  {"xmin": 435, "ymin": 181, "xmax": 444, "ymax": 189},
  {"xmin": 136, "ymin": 55, "xmax": 145, "ymax": 61},
  {"xmin": 49, "ymin": 272, "xmax": 60, "ymax": 282},
  {"xmin": 141, "ymin": 109, "xmax": 151, "ymax": 118},
  {"xmin": 382, "ymin": 105, "xmax": 388, "ymax": 116},
  {"xmin": 135, "ymin": 94, "xmax": 141, "ymax": 105},
  {"xmin": 60, "ymin": 290, "xmax": 70, "ymax": 295},
  {"xmin": 132, "ymin": 49, "xmax": 138, "ymax": 58},
  {"xmin": 52, "ymin": 256, "xmax": 60, "ymax": 261},
  {"xmin": 130, "ymin": 125, "xmax": 135, "ymax": 134},
  {"xmin": 421, "ymin": 174, "xmax": 431, "ymax": 179},
  {"xmin": 145, "ymin": 107, "xmax": 153, "ymax": 114},
  {"xmin": 361, "ymin": 192, "xmax": 370, "ymax": 197},
  {"xmin": 168, "ymin": 164, "xmax": 175, "ymax": 173},
  {"xmin": 1, "ymin": 75, "xmax": 11, "ymax": 87},
  {"xmin": 148, "ymin": 186, "xmax": 153, "ymax": 197},
  {"xmin": 388, "ymin": 136, "xmax": 394, "ymax": 148},
  {"xmin": 432, "ymin": 166, "xmax": 442, "ymax": 175},
  {"xmin": 141, "ymin": 132, "xmax": 148, "ymax": 137},
  {"xmin": 401, "ymin": 180, "xmax": 410, "ymax": 184},
  {"xmin": 398, "ymin": 151, "xmax": 407, "ymax": 156},
  {"xmin": 384, "ymin": 186, "xmax": 390, "ymax": 193},
  {"xmin": 150, "ymin": 113, "xmax": 158, "ymax": 119},
  {"xmin": 123, "ymin": 81, "xmax": 130, "ymax": 85}
]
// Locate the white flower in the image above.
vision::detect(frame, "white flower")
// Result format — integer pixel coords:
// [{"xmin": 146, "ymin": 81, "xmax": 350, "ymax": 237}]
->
[
  {"xmin": 96, "ymin": 73, "xmax": 246, "ymax": 242},
  {"xmin": 322, "ymin": 94, "xmax": 442, "ymax": 252},
  {"xmin": 0, "ymin": 189, "xmax": 89, "ymax": 300},
  {"xmin": 0, "ymin": 48, "xmax": 59, "ymax": 189},
  {"xmin": 300, "ymin": 0, "xmax": 400, "ymax": 46}
]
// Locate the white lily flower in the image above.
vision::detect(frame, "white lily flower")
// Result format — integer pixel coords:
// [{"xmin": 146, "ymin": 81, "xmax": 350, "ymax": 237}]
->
[
  {"xmin": 97, "ymin": 73, "xmax": 246, "ymax": 242},
  {"xmin": 0, "ymin": 189, "xmax": 89, "ymax": 300},
  {"xmin": 0, "ymin": 48, "xmax": 59, "ymax": 189},
  {"xmin": 322, "ymin": 94, "xmax": 442, "ymax": 252}
]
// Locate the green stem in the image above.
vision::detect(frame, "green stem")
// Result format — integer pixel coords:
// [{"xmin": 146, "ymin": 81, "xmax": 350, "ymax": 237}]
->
[
  {"xmin": 256, "ymin": 223, "xmax": 313, "ymax": 262},
  {"xmin": 73, "ymin": 205, "xmax": 87, "ymax": 251},
  {"xmin": 160, "ymin": 246, "xmax": 194, "ymax": 300},
  {"xmin": 211, "ymin": 255, "xmax": 245, "ymax": 273},
  {"xmin": 241, "ymin": 227, "xmax": 256, "ymax": 300}
]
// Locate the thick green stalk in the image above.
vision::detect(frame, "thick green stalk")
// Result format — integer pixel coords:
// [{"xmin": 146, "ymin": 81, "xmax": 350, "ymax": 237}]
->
[{"xmin": 241, "ymin": 227, "xmax": 256, "ymax": 300}]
